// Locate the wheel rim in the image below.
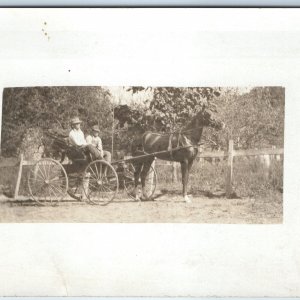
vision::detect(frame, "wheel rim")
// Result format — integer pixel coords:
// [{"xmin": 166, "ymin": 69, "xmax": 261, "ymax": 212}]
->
[
  {"xmin": 124, "ymin": 164, "xmax": 157, "ymax": 200},
  {"xmin": 84, "ymin": 160, "xmax": 118, "ymax": 205},
  {"xmin": 28, "ymin": 158, "xmax": 68, "ymax": 206}
]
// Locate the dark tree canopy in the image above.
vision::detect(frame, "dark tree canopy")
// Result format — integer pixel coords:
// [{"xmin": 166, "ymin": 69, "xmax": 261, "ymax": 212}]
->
[
  {"xmin": 1, "ymin": 86, "xmax": 113, "ymax": 156},
  {"xmin": 1, "ymin": 85, "xmax": 285, "ymax": 157},
  {"xmin": 115, "ymin": 86, "xmax": 285, "ymax": 151},
  {"xmin": 113, "ymin": 87, "xmax": 222, "ymax": 152},
  {"xmin": 116, "ymin": 87, "xmax": 220, "ymax": 132}
]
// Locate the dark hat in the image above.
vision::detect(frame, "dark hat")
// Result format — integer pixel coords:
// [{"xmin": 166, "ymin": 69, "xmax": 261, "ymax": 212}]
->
[{"xmin": 92, "ymin": 125, "xmax": 100, "ymax": 132}]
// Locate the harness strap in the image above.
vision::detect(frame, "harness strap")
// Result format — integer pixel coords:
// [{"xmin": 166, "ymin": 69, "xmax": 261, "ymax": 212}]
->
[
  {"xmin": 141, "ymin": 129, "xmax": 199, "ymax": 159},
  {"xmin": 168, "ymin": 133, "xmax": 174, "ymax": 159},
  {"xmin": 168, "ymin": 129, "xmax": 185, "ymax": 159}
]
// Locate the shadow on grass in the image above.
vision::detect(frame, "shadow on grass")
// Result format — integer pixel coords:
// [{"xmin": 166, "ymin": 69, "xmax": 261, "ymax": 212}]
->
[{"xmin": 158, "ymin": 188, "xmax": 241, "ymax": 199}]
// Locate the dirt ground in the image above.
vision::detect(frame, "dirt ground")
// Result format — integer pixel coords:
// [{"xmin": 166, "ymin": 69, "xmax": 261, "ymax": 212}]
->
[{"xmin": 0, "ymin": 189, "xmax": 283, "ymax": 223}]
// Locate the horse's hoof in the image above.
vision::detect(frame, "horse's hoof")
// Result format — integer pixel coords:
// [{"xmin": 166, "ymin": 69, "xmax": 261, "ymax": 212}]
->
[
  {"xmin": 141, "ymin": 195, "xmax": 152, "ymax": 201},
  {"xmin": 184, "ymin": 195, "xmax": 192, "ymax": 203}
]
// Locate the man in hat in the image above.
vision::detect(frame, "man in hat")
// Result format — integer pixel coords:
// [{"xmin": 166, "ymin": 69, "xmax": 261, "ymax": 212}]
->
[
  {"xmin": 69, "ymin": 117, "xmax": 86, "ymax": 148},
  {"xmin": 86, "ymin": 125, "xmax": 111, "ymax": 163},
  {"xmin": 69, "ymin": 117, "xmax": 102, "ymax": 161}
]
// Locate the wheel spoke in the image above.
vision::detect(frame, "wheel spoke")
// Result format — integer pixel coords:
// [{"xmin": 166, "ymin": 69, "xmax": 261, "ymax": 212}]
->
[
  {"xmin": 33, "ymin": 183, "xmax": 46, "ymax": 196},
  {"xmin": 94, "ymin": 163, "xmax": 99, "ymax": 178},
  {"xmin": 87, "ymin": 181, "xmax": 99, "ymax": 190},
  {"xmin": 102, "ymin": 184, "xmax": 114, "ymax": 192},
  {"xmin": 104, "ymin": 181, "xmax": 117, "ymax": 190},
  {"xmin": 99, "ymin": 164, "xmax": 103, "ymax": 179},
  {"xmin": 48, "ymin": 163, "xmax": 56, "ymax": 179},
  {"xmin": 50, "ymin": 183, "xmax": 65, "ymax": 196},
  {"xmin": 83, "ymin": 161, "xmax": 118, "ymax": 204},
  {"xmin": 31, "ymin": 168, "xmax": 46, "ymax": 182},
  {"xmin": 46, "ymin": 163, "xmax": 51, "ymax": 180},
  {"xmin": 88, "ymin": 166, "xmax": 98, "ymax": 179},
  {"xmin": 28, "ymin": 176, "xmax": 45, "ymax": 185},
  {"xmin": 28, "ymin": 159, "xmax": 68, "ymax": 205},
  {"xmin": 48, "ymin": 168, "xmax": 61, "ymax": 181},
  {"xmin": 49, "ymin": 185, "xmax": 59, "ymax": 200},
  {"xmin": 35, "ymin": 165, "xmax": 46, "ymax": 180},
  {"xmin": 47, "ymin": 186, "xmax": 53, "ymax": 203},
  {"xmin": 41, "ymin": 162, "xmax": 48, "ymax": 180}
]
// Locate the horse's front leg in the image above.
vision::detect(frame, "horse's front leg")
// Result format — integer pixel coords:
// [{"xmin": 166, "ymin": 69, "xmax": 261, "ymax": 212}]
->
[
  {"xmin": 140, "ymin": 159, "xmax": 154, "ymax": 200},
  {"xmin": 180, "ymin": 160, "xmax": 192, "ymax": 203}
]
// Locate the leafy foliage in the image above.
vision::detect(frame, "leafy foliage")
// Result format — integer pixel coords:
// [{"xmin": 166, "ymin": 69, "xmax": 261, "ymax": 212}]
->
[
  {"xmin": 1, "ymin": 85, "xmax": 285, "ymax": 157},
  {"xmin": 115, "ymin": 87, "xmax": 220, "ymax": 131},
  {"xmin": 207, "ymin": 86, "xmax": 285, "ymax": 149},
  {"xmin": 115, "ymin": 86, "xmax": 285, "ymax": 151},
  {"xmin": 113, "ymin": 87, "xmax": 222, "ymax": 152},
  {"xmin": 2, "ymin": 86, "xmax": 113, "ymax": 156}
]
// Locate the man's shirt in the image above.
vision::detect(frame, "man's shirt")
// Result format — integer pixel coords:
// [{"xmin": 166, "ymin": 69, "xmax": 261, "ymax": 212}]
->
[
  {"xmin": 86, "ymin": 135, "xmax": 103, "ymax": 152},
  {"xmin": 69, "ymin": 129, "xmax": 87, "ymax": 146}
]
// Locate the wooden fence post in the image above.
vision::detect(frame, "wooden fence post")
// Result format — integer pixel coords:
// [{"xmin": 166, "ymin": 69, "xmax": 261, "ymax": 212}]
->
[
  {"xmin": 14, "ymin": 153, "xmax": 24, "ymax": 200},
  {"xmin": 226, "ymin": 140, "xmax": 234, "ymax": 198},
  {"xmin": 172, "ymin": 161, "xmax": 178, "ymax": 183}
]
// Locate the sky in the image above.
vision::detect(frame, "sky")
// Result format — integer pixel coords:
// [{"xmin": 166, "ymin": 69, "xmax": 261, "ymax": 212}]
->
[
  {"xmin": 106, "ymin": 86, "xmax": 252, "ymax": 106},
  {"xmin": 107, "ymin": 86, "xmax": 152, "ymax": 105}
]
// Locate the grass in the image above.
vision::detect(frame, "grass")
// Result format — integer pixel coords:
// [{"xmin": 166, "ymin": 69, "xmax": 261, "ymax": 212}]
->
[
  {"xmin": 155, "ymin": 157, "xmax": 283, "ymax": 199},
  {"xmin": 0, "ymin": 156, "xmax": 283, "ymax": 223},
  {"xmin": 0, "ymin": 156, "xmax": 283, "ymax": 200}
]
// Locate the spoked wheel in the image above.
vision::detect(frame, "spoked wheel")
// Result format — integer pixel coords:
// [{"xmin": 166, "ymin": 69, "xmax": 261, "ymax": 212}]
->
[
  {"xmin": 123, "ymin": 163, "xmax": 157, "ymax": 200},
  {"xmin": 28, "ymin": 158, "xmax": 68, "ymax": 206},
  {"xmin": 83, "ymin": 160, "xmax": 119, "ymax": 205}
]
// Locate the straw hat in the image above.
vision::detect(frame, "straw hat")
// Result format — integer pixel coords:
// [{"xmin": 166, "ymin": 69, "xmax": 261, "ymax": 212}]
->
[
  {"xmin": 91, "ymin": 125, "xmax": 100, "ymax": 132},
  {"xmin": 71, "ymin": 117, "xmax": 82, "ymax": 125}
]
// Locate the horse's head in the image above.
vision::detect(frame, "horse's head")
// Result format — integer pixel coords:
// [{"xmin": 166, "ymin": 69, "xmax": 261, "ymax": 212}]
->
[{"xmin": 193, "ymin": 109, "xmax": 224, "ymax": 130}]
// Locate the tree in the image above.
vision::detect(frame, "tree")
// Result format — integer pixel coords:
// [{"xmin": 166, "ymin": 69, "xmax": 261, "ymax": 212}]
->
[
  {"xmin": 113, "ymin": 86, "xmax": 221, "ymax": 152},
  {"xmin": 114, "ymin": 86, "xmax": 285, "ymax": 152},
  {"xmin": 208, "ymin": 86, "xmax": 285, "ymax": 149},
  {"xmin": 115, "ymin": 87, "xmax": 220, "ymax": 130},
  {"xmin": 1, "ymin": 86, "xmax": 113, "ymax": 156}
]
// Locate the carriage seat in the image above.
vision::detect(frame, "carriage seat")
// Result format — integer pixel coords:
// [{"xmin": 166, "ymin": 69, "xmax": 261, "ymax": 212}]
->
[{"xmin": 66, "ymin": 146, "xmax": 93, "ymax": 164}]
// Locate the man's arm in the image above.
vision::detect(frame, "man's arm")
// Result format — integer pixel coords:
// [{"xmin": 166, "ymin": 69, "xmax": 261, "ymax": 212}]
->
[{"xmin": 86, "ymin": 135, "xmax": 92, "ymax": 145}]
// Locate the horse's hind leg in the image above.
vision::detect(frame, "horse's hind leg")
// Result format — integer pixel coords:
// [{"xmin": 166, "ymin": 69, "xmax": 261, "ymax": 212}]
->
[
  {"xmin": 133, "ymin": 162, "xmax": 143, "ymax": 200},
  {"xmin": 140, "ymin": 158, "xmax": 154, "ymax": 200}
]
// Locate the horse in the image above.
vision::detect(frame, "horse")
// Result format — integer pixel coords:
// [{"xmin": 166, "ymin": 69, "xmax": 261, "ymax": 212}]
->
[{"xmin": 131, "ymin": 109, "xmax": 224, "ymax": 203}]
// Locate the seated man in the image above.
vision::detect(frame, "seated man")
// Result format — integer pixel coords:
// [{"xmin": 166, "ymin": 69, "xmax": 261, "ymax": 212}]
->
[
  {"xmin": 68, "ymin": 117, "xmax": 102, "ymax": 162},
  {"xmin": 86, "ymin": 125, "xmax": 112, "ymax": 163}
]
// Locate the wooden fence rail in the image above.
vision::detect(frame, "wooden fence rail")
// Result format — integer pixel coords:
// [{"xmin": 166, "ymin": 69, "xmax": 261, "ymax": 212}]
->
[
  {"xmin": 156, "ymin": 141, "xmax": 284, "ymax": 198},
  {"xmin": 198, "ymin": 147, "xmax": 284, "ymax": 158}
]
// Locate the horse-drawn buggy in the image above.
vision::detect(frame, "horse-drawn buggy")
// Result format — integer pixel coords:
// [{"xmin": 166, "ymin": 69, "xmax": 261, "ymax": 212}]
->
[
  {"xmin": 26, "ymin": 109, "xmax": 223, "ymax": 206},
  {"xmin": 27, "ymin": 131, "xmax": 157, "ymax": 206}
]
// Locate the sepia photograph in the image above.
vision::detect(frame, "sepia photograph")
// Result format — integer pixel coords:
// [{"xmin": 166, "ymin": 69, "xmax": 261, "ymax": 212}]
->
[
  {"xmin": 0, "ymin": 8, "xmax": 300, "ymax": 297},
  {"xmin": 0, "ymin": 85, "xmax": 284, "ymax": 223}
]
